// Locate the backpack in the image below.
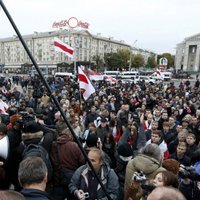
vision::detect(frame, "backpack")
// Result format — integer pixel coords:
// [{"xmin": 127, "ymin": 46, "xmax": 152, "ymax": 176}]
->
[{"xmin": 22, "ymin": 141, "xmax": 53, "ymax": 182}]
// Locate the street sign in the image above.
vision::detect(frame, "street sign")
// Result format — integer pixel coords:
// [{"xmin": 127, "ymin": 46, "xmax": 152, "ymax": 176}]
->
[{"xmin": 159, "ymin": 57, "xmax": 168, "ymax": 67}]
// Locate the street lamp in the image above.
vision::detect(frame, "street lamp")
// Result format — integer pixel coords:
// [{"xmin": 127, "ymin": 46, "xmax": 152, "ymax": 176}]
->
[{"xmin": 129, "ymin": 40, "xmax": 137, "ymax": 71}]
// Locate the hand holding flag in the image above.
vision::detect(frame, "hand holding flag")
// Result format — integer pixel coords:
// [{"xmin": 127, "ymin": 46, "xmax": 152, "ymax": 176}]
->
[
  {"xmin": 78, "ymin": 67, "xmax": 95, "ymax": 100},
  {"xmin": 54, "ymin": 37, "xmax": 74, "ymax": 58}
]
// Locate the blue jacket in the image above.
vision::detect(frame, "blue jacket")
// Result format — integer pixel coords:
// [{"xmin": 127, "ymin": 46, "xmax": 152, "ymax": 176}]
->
[{"xmin": 69, "ymin": 164, "xmax": 119, "ymax": 200}]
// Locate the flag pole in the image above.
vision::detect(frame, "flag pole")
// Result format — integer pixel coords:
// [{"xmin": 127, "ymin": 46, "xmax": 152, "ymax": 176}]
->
[
  {"xmin": 0, "ymin": 1, "xmax": 111, "ymax": 199},
  {"xmin": 74, "ymin": 56, "xmax": 77, "ymax": 74}
]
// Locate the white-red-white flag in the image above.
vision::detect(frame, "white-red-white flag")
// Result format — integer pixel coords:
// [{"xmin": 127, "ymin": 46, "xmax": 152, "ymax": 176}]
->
[
  {"xmin": 104, "ymin": 75, "xmax": 117, "ymax": 84},
  {"xmin": 84, "ymin": 69, "xmax": 104, "ymax": 81},
  {"xmin": 0, "ymin": 99, "xmax": 9, "ymax": 115},
  {"xmin": 54, "ymin": 37, "xmax": 74, "ymax": 58},
  {"xmin": 156, "ymin": 69, "xmax": 164, "ymax": 79},
  {"xmin": 78, "ymin": 67, "xmax": 95, "ymax": 100}
]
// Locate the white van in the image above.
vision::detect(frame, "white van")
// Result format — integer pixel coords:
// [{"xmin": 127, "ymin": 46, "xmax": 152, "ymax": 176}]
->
[
  {"xmin": 103, "ymin": 71, "xmax": 120, "ymax": 78},
  {"xmin": 120, "ymin": 71, "xmax": 139, "ymax": 82},
  {"xmin": 54, "ymin": 72, "xmax": 75, "ymax": 80},
  {"xmin": 162, "ymin": 72, "xmax": 172, "ymax": 81},
  {"xmin": 150, "ymin": 71, "xmax": 172, "ymax": 81}
]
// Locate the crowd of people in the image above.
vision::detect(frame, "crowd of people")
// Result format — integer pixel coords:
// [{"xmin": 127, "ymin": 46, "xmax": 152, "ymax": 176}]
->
[{"xmin": 0, "ymin": 74, "xmax": 199, "ymax": 200}]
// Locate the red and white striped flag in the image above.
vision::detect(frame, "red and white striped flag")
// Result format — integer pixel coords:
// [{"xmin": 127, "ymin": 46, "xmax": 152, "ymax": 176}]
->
[
  {"xmin": 54, "ymin": 37, "xmax": 74, "ymax": 58},
  {"xmin": 78, "ymin": 67, "xmax": 95, "ymax": 100},
  {"xmin": 104, "ymin": 75, "xmax": 117, "ymax": 84},
  {"xmin": 0, "ymin": 99, "xmax": 9, "ymax": 115},
  {"xmin": 156, "ymin": 69, "xmax": 164, "ymax": 79}
]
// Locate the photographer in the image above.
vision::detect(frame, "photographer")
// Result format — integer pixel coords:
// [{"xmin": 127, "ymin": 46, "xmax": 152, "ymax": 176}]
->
[
  {"xmin": 179, "ymin": 150, "xmax": 200, "ymax": 200},
  {"xmin": 68, "ymin": 148, "xmax": 119, "ymax": 200}
]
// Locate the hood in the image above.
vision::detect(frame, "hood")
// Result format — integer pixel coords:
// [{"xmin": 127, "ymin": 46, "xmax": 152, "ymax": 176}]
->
[
  {"xmin": 57, "ymin": 134, "xmax": 73, "ymax": 144},
  {"xmin": 130, "ymin": 154, "xmax": 162, "ymax": 178},
  {"xmin": 22, "ymin": 131, "xmax": 43, "ymax": 141}
]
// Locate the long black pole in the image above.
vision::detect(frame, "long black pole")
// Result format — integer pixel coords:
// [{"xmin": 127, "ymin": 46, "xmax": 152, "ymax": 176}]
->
[{"xmin": 0, "ymin": 1, "xmax": 112, "ymax": 199}]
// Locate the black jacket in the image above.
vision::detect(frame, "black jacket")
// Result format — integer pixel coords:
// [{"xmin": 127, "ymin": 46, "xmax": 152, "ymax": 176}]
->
[{"xmin": 21, "ymin": 188, "xmax": 53, "ymax": 200}]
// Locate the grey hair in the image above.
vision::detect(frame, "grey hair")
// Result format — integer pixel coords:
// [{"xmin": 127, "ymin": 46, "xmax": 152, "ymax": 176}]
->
[
  {"xmin": 139, "ymin": 143, "xmax": 162, "ymax": 162},
  {"xmin": 18, "ymin": 156, "xmax": 47, "ymax": 187}
]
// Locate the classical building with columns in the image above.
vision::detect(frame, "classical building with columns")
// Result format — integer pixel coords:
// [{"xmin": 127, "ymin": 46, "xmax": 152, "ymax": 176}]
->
[{"xmin": 175, "ymin": 33, "xmax": 200, "ymax": 72}]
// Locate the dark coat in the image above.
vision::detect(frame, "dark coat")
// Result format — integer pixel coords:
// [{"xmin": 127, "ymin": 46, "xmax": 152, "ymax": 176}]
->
[
  {"xmin": 50, "ymin": 134, "xmax": 85, "ymax": 186},
  {"xmin": 21, "ymin": 188, "xmax": 53, "ymax": 200},
  {"xmin": 169, "ymin": 152, "xmax": 191, "ymax": 166},
  {"xmin": 179, "ymin": 181, "xmax": 200, "ymax": 200}
]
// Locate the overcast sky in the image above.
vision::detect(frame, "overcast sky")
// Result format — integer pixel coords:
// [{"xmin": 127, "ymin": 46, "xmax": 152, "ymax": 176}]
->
[{"xmin": 0, "ymin": 0, "xmax": 200, "ymax": 54}]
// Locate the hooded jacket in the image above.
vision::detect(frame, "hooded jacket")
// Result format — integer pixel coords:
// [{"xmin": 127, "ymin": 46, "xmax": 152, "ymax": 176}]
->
[
  {"xmin": 50, "ymin": 133, "xmax": 85, "ymax": 186},
  {"xmin": 124, "ymin": 154, "xmax": 166, "ymax": 197}
]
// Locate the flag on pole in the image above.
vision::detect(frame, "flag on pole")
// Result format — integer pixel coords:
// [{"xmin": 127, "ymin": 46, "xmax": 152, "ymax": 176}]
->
[
  {"xmin": 78, "ymin": 67, "xmax": 95, "ymax": 100},
  {"xmin": 54, "ymin": 37, "xmax": 74, "ymax": 58},
  {"xmin": 156, "ymin": 69, "xmax": 164, "ymax": 79},
  {"xmin": 156, "ymin": 69, "xmax": 161, "ymax": 76}
]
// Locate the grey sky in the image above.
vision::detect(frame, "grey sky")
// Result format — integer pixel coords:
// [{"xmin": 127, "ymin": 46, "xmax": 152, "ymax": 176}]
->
[{"xmin": 0, "ymin": 0, "xmax": 200, "ymax": 54}]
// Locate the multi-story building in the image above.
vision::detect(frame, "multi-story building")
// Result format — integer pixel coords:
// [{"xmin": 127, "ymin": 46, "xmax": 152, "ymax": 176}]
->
[
  {"xmin": 175, "ymin": 33, "xmax": 200, "ymax": 72},
  {"xmin": 132, "ymin": 47, "xmax": 157, "ymax": 65},
  {"xmin": 0, "ymin": 29, "xmax": 130, "ymax": 74}
]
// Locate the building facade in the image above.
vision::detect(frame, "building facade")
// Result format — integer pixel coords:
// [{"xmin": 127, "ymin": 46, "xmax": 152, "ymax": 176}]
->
[
  {"xmin": 0, "ymin": 29, "xmax": 130, "ymax": 74},
  {"xmin": 132, "ymin": 47, "xmax": 157, "ymax": 65},
  {"xmin": 175, "ymin": 33, "xmax": 200, "ymax": 72}
]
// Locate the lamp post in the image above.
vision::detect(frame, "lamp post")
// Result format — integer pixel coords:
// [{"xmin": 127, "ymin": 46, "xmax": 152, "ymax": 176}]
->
[{"xmin": 129, "ymin": 40, "xmax": 137, "ymax": 71}]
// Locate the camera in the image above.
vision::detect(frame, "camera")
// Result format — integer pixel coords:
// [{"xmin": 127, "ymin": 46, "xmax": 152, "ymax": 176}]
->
[
  {"xmin": 83, "ymin": 192, "xmax": 89, "ymax": 198},
  {"xmin": 179, "ymin": 166, "xmax": 200, "ymax": 181},
  {"xmin": 17, "ymin": 112, "xmax": 35, "ymax": 130},
  {"xmin": 131, "ymin": 171, "xmax": 155, "ymax": 195},
  {"xmin": 132, "ymin": 171, "xmax": 146, "ymax": 182},
  {"xmin": 19, "ymin": 112, "xmax": 35, "ymax": 122},
  {"xmin": 80, "ymin": 192, "xmax": 89, "ymax": 199}
]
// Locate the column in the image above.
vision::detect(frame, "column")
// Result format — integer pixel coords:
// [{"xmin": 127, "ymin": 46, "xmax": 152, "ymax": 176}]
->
[
  {"xmin": 183, "ymin": 44, "xmax": 189, "ymax": 71},
  {"xmin": 194, "ymin": 44, "xmax": 200, "ymax": 72}
]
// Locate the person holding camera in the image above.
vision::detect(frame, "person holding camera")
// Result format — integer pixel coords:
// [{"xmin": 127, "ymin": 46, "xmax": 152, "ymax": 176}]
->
[
  {"xmin": 124, "ymin": 144, "xmax": 166, "ymax": 200},
  {"xmin": 68, "ymin": 147, "xmax": 119, "ymax": 200},
  {"xmin": 178, "ymin": 149, "xmax": 200, "ymax": 200}
]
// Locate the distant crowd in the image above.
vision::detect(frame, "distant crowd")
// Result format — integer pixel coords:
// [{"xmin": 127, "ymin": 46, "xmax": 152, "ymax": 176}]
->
[{"xmin": 0, "ymin": 74, "xmax": 199, "ymax": 200}]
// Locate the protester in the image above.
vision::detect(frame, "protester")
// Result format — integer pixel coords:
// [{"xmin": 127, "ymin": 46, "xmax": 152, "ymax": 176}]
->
[
  {"xmin": 18, "ymin": 157, "xmax": 53, "ymax": 200},
  {"xmin": 50, "ymin": 128, "xmax": 85, "ymax": 200},
  {"xmin": 68, "ymin": 147, "xmax": 119, "ymax": 200},
  {"xmin": 0, "ymin": 190, "xmax": 24, "ymax": 200},
  {"xmin": 147, "ymin": 186, "xmax": 186, "ymax": 200},
  {"xmin": 124, "ymin": 143, "xmax": 166, "ymax": 199},
  {"xmin": 0, "ymin": 73, "xmax": 199, "ymax": 200}
]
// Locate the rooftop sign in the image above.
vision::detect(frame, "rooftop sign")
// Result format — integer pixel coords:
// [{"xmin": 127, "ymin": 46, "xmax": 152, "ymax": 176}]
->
[{"xmin": 52, "ymin": 17, "xmax": 89, "ymax": 29}]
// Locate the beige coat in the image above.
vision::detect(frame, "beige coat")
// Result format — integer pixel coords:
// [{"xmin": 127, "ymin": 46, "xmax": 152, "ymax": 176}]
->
[{"xmin": 124, "ymin": 154, "xmax": 166, "ymax": 198}]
